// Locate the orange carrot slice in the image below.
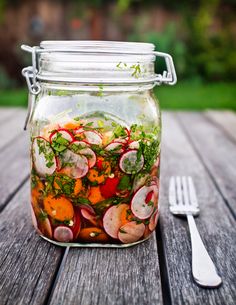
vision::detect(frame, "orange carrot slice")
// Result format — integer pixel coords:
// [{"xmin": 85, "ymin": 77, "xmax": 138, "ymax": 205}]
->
[
  {"xmin": 88, "ymin": 186, "xmax": 104, "ymax": 204},
  {"xmin": 44, "ymin": 195, "xmax": 74, "ymax": 221},
  {"xmin": 78, "ymin": 227, "xmax": 109, "ymax": 243},
  {"xmin": 74, "ymin": 178, "xmax": 83, "ymax": 195}
]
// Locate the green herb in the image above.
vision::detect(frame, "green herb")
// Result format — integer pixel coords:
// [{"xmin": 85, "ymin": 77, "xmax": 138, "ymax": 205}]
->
[
  {"xmin": 130, "ymin": 63, "xmax": 141, "ymax": 78},
  {"xmin": 36, "ymin": 138, "xmax": 55, "ymax": 168},
  {"xmin": 73, "ymin": 197, "xmax": 92, "ymax": 206},
  {"xmin": 38, "ymin": 210, "xmax": 48, "ymax": 222},
  {"xmin": 118, "ymin": 175, "xmax": 130, "ymax": 191},
  {"xmin": 119, "ymin": 228, "xmax": 127, "ymax": 234},
  {"xmin": 147, "ymin": 200, "xmax": 154, "ymax": 207},
  {"xmin": 144, "ymin": 220, "xmax": 150, "ymax": 225},
  {"xmin": 51, "ymin": 132, "xmax": 70, "ymax": 153}
]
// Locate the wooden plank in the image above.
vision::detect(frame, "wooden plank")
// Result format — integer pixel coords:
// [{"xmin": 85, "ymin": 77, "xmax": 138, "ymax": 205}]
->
[
  {"xmin": 0, "ymin": 108, "xmax": 20, "ymax": 124},
  {"xmin": 158, "ymin": 112, "xmax": 236, "ymax": 305},
  {"xmin": 205, "ymin": 110, "xmax": 236, "ymax": 143},
  {"xmin": 48, "ymin": 235, "xmax": 163, "ymax": 305},
  {"xmin": 0, "ymin": 182, "xmax": 63, "ymax": 305},
  {"xmin": 177, "ymin": 111, "xmax": 236, "ymax": 216},
  {"xmin": 0, "ymin": 133, "xmax": 29, "ymax": 211},
  {"xmin": 0, "ymin": 109, "xmax": 26, "ymax": 151}
]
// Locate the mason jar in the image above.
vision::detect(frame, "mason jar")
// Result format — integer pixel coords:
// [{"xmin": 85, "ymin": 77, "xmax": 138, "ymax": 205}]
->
[{"xmin": 21, "ymin": 41, "xmax": 177, "ymax": 247}]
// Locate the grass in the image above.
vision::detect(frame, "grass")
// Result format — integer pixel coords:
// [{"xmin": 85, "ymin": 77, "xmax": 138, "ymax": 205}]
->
[
  {"xmin": 0, "ymin": 81, "xmax": 235, "ymax": 109},
  {"xmin": 156, "ymin": 81, "xmax": 236, "ymax": 110}
]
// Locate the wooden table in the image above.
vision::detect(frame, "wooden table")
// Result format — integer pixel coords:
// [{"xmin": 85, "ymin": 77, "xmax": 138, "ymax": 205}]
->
[{"xmin": 0, "ymin": 108, "xmax": 235, "ymax": 305}]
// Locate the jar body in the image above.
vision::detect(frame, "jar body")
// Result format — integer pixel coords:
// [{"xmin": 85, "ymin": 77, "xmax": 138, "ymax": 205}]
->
[{"xmin": 30, "ymin": 84, "xmax": 161, "ymax": 247}]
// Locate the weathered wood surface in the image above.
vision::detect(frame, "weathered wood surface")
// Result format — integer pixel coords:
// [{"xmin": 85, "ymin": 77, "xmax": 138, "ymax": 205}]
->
[
  {"xmin": 0, "ymin": 108, "xmax": 236, "ymax": 305},
  {"xmin": 48, "ymin": 235, "xmax": 163, "ymax": 305},
  {"xmin": 205, "ymin": 110, "xmax": 236, "ymax": 143},
  {"xmin": 178, "ymin": 112, "xmax": 236, "ymax": 217},
  {"xmin": 159, "ymin": 112, "xmax": 236, "ymax": 305}
]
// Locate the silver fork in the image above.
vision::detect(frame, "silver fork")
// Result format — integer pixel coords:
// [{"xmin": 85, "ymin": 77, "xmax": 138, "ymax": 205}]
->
[{"xmin": 169, "ymin": 176, "xmax": 222, "ymax": 287}]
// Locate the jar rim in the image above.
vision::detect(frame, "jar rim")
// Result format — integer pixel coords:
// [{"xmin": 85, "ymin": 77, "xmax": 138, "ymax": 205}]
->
[{"xmin": 40, "ymin": 40, "xmax": 155, "ymax": 54}]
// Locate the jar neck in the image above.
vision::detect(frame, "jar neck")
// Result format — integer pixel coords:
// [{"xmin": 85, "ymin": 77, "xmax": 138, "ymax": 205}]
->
[{"xmin": 39, "ymin": 81, "xmax": 156, "ymax": 94}]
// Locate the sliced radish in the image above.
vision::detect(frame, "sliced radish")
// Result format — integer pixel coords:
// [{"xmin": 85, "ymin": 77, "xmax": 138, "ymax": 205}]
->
[
  {"xmin": 70, "ymin": 141, "xmax": 96, "ymax": 168},
  {"xmin": 49, "ymin": 128, "xmax": 74, "ymax": 143},
  {"xmin": 37, "ymin": 212, "xmax": 53, "ymax": 239},
  {"xmin": 149, "ymin": 210, "xmax": 159, "ymax": 231},
  {"xmin": 128, "ymin": 141, "xmax": 140, "ymax": 150},
  {"xmin": 132, "ymin": 174, "xmax": 149, "ymax": 193},
  {"xmin": 84, "ymin": 131, "xmax": 102, "ymax": 145},
  {"xmin": 70, "ymin": 140, "xmax": 89, "ymax": 152},
  {"xmin": 118, "ymin": 221, "xmax": 145, "ymax": 244},
  {"xmin": 60, "ymin": 150, "xmax": 89, "ymax": 178},
  {"xmin": 119, "ymin": 149, "xmax": 144, "ymax": 174},
  {"xmin": 103, "ymin": 204, "xmax": 129, "ymax": 239},
  {"xmin": 131, "ymin": 185, "xmax": 157, "ymax": 219},
  {"xmin": 81, "ymin": 209, "xmax": 97, "ymax": 226},
  {"xmin": 79, "ymin": 148, "xmax": 96, "ymax": 168},
  {"xmin": 32, "ymin": 137, "xmax": 56, "ymax": 177},
  {"xmin": 105, "ymin": 141, "xmax": 125, "ymax": 154},
  {"xmin": 54, "ymin": 226, "xmax": 74, "ymax": 242},
  {"xmin": 30, "ymin": 205, "xmax": 40, "ymax": 233}
]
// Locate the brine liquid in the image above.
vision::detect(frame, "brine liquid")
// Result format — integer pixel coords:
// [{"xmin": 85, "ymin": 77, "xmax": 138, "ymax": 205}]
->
[{"xmin": 30, "ymin": 112, "xmax": 160, "ymax": 245}]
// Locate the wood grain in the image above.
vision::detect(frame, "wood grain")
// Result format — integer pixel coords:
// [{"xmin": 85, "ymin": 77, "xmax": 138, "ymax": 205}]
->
[
  {"xmin": 159, "ymin": 112, "xmax": 236, "ymax": 305},
  {"xmin": 177, "ymin": 111, "xmax": 236, "ymax": 217},
  {"xmin": 0, "ymin": 134, "xmax": 29, "ymax": 211},
  {"xmin": 205, "ymin": 110, "xmax": 236, "ymax": 143},
  {"xmin": 0, "ymin": 109, "xmax": 26, "ymax": 151},
  {"xmin": 48, "ymin": 235, "xmax": 163, "ymax": 305},
  {"xmin": 0, "ymin": 182, "xmax": 63, "ymax": 305}
]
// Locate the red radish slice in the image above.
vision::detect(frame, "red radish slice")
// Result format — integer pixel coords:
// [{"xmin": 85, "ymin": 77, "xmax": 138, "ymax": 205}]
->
[
  {"xmin": 60, "ymin": 150, "xmax": 89, "ymax": 178},
  {"xmin": 149, "ymin": 210, "xmax": 159, "ymax": 231},
  {"xmin": 30, "ymin": 205, "xmax": 41, "ymax": 233},
  {"xmin": 70, "ymin": 140, "xmax": 89, "ymax": 151},
  {"xmin": 84, "ymin": 131, "xmax": 102, "ymax": 145},
  {"xmin": 118, "ymin": 221, "xmax": 145, "ymax": 244},
  {"xmin": 38, "ymin": 213, "xmax": 53, "ymax": 239},
  {"xmin": 70, "ymin": 141, "xmax": 96, "ymax": 168},
  {"xmin": 78, "ymin": 204, "xmax": 95, "ymax": 215},
  {"xmin": 132, "ymin": 174, "xmax": 149, "ymax": 193},
  {"xmin": 131, "ymin": 185, "xmax": 157, "ymax": 219},
  {"xmin": 49, "ymin": 128, "xmax": 74, "ymax": 143},
  {"xmin": 81, "ymin": 209, "xmax": 97, "ymax": 226},
  {"xmin": 32, "ymin": 137, "xmax": 56, "ymax": 177},
  {"xmin": 103, "ymin": 204, "xmax": 129, "ymax": 239},
  {"xmin": 128, "ymin": 141, "xmax": 140, "ymax": 150},
  {"xmin": 79, "ymin": 148, "xmax": 96, "ymax": 168},
  {"xmin": 54, "ymin": 226, "xmax": 74, "ymax": 242},
  {"xmin": 119, "ymin": 149, "xmax": 144, "ymax": 174},
  {"xmin": 105, "ymin": 142, "xmax": 125, "ymax": 154}
]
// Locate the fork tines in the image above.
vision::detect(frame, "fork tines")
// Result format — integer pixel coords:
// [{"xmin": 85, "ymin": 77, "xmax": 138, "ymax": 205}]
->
[{"xmin": 169, "ymin": 176, "xmax": 200, "ymax": 216}]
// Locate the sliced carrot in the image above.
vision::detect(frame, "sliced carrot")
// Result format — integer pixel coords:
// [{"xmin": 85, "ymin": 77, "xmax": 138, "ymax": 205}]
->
[
  {"xmin": 88, "ymin": 186, "xmax": 105, "ymax": 204},
  {"xmin": 87, "ymin": 169, "xmax": 106, "ymax": 184},
  {"xmin": 63, "ymin": 121, "xmax": 81, "ymax": 130},
  {"xmin": 78, "ymin": 227, "xmax": 109, "ymax": 243},
  {"xmin": 87, "ymin": 157, "xmax": 111, "ymax": 184},
  {"xmin": 44, "ymin": 195, "xmax": 74, "ymax": 221},
  {"xmin": 120, "ymin": 205, "xmax": 133, "ymax": 225},
  {"xmin": 74, "ymin": 178, "xmax": 83, "ymax": 195}
]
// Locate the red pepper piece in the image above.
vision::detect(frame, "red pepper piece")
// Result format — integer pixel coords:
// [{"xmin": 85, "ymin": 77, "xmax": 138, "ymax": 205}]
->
[
  {"xmin": 97, "ymin": 159, "xmax": 103, "ymax": 170},
  {"xmin": 100, "ymin": 177, "xmax": 120, "ymax": 199},
  {"xmin": 145, "ymin": 191, "xmax": 154, "ymax": 204}
]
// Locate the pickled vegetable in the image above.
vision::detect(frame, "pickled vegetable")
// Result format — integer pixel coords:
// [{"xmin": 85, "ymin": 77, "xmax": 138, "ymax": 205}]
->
[{"xmin": 30, "ymin": 114, "xmax": 160, "ymax": 245}]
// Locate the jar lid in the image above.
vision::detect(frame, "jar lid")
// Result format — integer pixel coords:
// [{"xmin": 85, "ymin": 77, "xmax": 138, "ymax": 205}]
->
[{"xmin": 21, "ymin": 40, "xmax": 177, "ymax": 94}]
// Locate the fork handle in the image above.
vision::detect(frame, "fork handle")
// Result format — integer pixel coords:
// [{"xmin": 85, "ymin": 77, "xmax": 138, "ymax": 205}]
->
[{"xmin": 187, "ymin": 215, "xmax": 222, "ymax": 287}]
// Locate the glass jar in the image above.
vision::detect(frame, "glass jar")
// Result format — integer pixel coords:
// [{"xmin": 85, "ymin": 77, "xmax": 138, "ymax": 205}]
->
[{"xmin": 22, "ymin": 41, "xmax": 177, "ymax": 247}]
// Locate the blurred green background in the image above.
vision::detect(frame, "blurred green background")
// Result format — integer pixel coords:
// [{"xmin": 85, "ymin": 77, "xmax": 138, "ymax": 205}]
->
[{"xmin": 0, "ymin": 0, "xmax": 235, "ymax": 109}]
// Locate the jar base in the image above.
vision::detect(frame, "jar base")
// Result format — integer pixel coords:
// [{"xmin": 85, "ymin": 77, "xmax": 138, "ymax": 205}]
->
[{"xmin": 40, "ymin": 232, "xmax": 153, "ymax": 248}]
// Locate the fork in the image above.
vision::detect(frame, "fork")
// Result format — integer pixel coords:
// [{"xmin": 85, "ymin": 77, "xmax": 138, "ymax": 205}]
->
[{"xmin": 169, "ymin": 176, "xmax": 222, "ymax": 287}]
